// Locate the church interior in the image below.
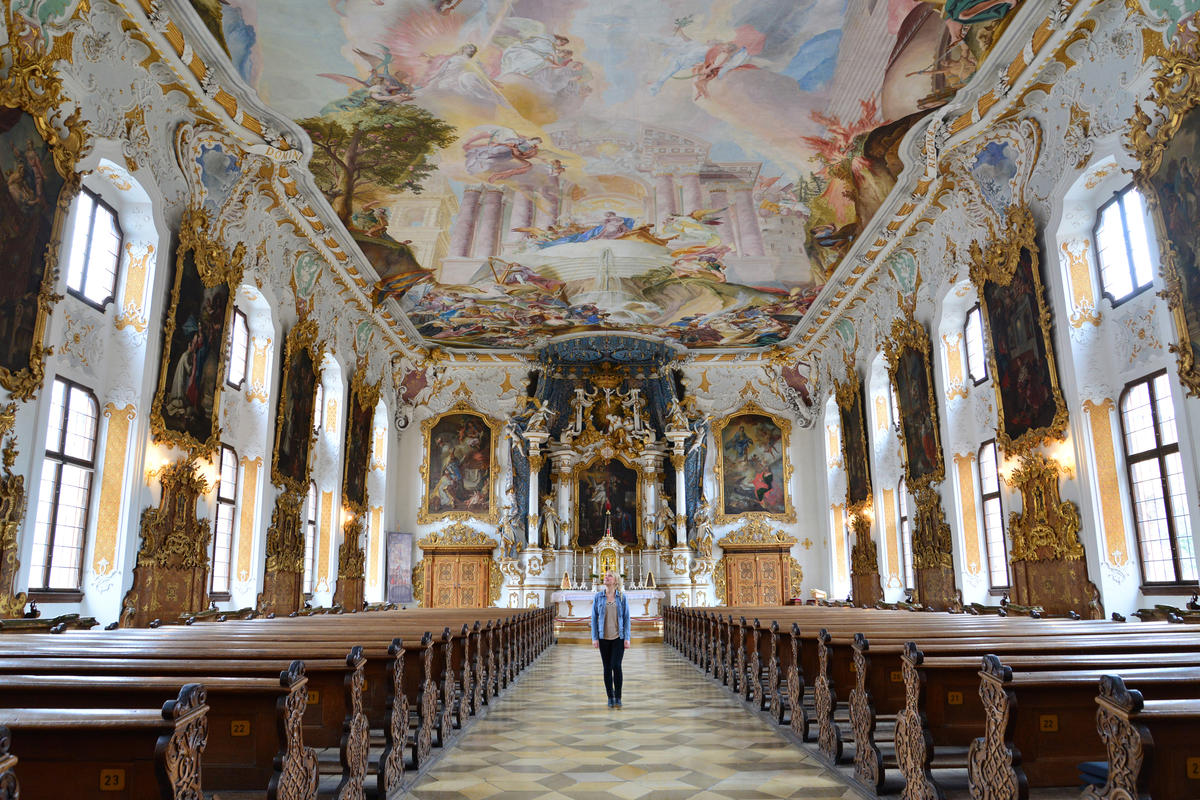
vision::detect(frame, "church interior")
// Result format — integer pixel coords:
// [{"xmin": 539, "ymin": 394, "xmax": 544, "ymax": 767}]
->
[{"xmin": 2, "ymin": 0, "xmax": 1200, "ymax": 797}]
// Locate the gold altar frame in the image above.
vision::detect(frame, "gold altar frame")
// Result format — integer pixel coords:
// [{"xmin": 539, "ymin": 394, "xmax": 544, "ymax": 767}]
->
[
  {"xmin": 0, "ymin": 11, "xmax": 90, "ymax": 401},
  {"xmin": 150, "ymin": 205, "xmax": 245, "ymax": 457},
  {"xmin": 883, "ymin": 312, "xmax": 945, "ymax": 489},
  {"xmin": 968, "ymin": 205, "xmax": 1068, "ymax": 457},
  {"xmin": 418, "ymin": 401, "xmax": 501, "ymax": 525},
  {"xmin": 712, "ymin": 401, "xmax": 795, "ymax": 525},
  {"xmin": 570, "ymin": 452, "xmax": 644, "ymax": 550},
  {"xmin": 342, "ymin": 365, "xmax": 381, "ymax": 515},
  {"xmin": 835, "ymin": 371, "xmax": 872, "ymax": 510},
  {"xmin": 270, "ymin": 318, "xmax": 324, "ymax": 493},
  {"xmin": 1128, "ymin": 39, "xmax": 1200, "ymax": 396}
]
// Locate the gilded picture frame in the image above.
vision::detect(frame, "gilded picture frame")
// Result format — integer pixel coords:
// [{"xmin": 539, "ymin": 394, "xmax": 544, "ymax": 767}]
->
[
  {"xmin": 835, "ymin": 372, "xmax": 872, "ymax": 509},
  {"xmin": 342, "ymin": 365, "xmax": 380, "ymax": 514},
  {"xmin": 0, "ymin": 13, "xmax": 90, "ymax": 402},
  {"xmin": 150, "ymin": 205, "xmax": 245, "ymax": 457},
  {"xmin": 968, "ymin": 205, "xmax": 1068, "ymax": 456},
  {"xmin": 712, "ymin": 401, "xmax": 795, "ymax": 525},
  {"xmin": 1128, "ymin": 40, "xmax": 1200, "ymax": 396},
  {"xmin": 572, "ymin": 453, "xmax": 643, "ymax": 549},
  {"xmin": 418, "ymin": 401, "xmax": 501, "ymax": 525},
  {"xmin": 271, "ymin": 318, "xmax": 324, "ymax": 493},
  {"xmin": 884, "ymin": 314, "xmax": 945, "ymax": 488}
]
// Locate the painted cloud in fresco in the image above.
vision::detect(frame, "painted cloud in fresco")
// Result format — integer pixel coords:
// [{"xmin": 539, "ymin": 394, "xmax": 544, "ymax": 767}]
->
[{"xmin": 203, "ymin": 0, "xmax": 1021, "ymax": 349}]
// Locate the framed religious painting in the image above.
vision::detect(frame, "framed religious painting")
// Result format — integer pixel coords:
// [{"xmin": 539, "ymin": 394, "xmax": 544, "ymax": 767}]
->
[
  {"xmin": 342, "ymin": 366, "xmax": 380, "ymax": 514},
  {"xmin": 0, "ymin": 51, "xmax": 89, "ymax": 401},
  {"xmin": 968, "ymin": 205, "xmax": 1068, "ymax": 455},
  {"xmin": 713, "ymin": 402, "xmax": 795, "ymax": 524},
  {"xmin": 385, "ymin": 531, "xmax": 414, "ymax": 604},
  {"xmin": 574, "ymin": 456, "xmax": 641, "ymax": 549},
  {"xmin": 1129, "ymin": 44, "xmax": 1200, "ymax": 396},
  {"xmin": 418, "ymin": 401, "xmax": 501, "ymax": 525},
  {"xmin": 151, "ymin": 206, "xmax": 245, "ymax": 456},
  {"xmin": 836, "ymin": 375, "xmax": 872, "ymax": 508},
  {"xmin": 884, "ymin": 315, "xmax": 945, "ymax": 487},
  {"xmin": 271, "ymin": 318, "xmax": 323, "ymax": 492}
]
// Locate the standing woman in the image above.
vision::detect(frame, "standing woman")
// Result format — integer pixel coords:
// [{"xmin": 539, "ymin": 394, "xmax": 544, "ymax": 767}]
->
[{"xmin": 591, "ymin": 570, "xmax": 631, "ymax": 707}]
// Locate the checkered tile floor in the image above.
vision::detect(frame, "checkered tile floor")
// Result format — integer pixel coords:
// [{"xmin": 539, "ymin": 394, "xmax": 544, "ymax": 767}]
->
[{"xmin": 405, "ymin": 643, "xmax": 870, "ymax": 799}]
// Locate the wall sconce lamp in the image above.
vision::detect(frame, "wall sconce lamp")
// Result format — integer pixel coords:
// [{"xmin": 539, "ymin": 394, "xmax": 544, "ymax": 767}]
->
[{"xmin": 1047, "ymin": 439, "xmax": 1077, "ymax": 480}]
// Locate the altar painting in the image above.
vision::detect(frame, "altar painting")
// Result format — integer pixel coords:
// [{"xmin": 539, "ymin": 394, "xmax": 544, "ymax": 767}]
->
[
  {"xmin": 839, "ymin": 380, "xmax": 872, "ymax": 506},
  {"xmin": 1141, "ymin": 104, "xmax": 1200, "ymax": 395},
  {"xmin": 895, "ymin": 344, "xmax": 942, "ymax": 484},
  {"xmin": 575, "ymin": 458, "xmax": 639, "ymax": 550},
  {"xmin": 420, "ymin": 405, "xmax": 499, "ymax": 524},
  {"xmin": 0, "ymin": 107, "xmax": 69, "ymax": 400},
  {"xmin": 973, "ymin": 208, "xmax": 1067, "ymax": 455},
  {"xmin": 152, "ymin": 244, "xmax": 231, "ymax": 454},
  {"xmin": 272, "ymin": 324, "xmax": 321, "ymax": 489},
  {"xmin": 715, "ymin": 408, "xmax": 791, "ymax": 522},
  {"xmin": 226, "ymin": 0, "xmax": 1025, "ymax": 350}
]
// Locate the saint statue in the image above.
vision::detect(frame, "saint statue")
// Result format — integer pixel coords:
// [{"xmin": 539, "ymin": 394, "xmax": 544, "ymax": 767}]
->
[
  {"xmin": 693, "ymin": 498, "xmax": 714, "ymax": 559},
  {"xmin": 539, "ymin": 494, "xmax": 565, "ymax": 549}
]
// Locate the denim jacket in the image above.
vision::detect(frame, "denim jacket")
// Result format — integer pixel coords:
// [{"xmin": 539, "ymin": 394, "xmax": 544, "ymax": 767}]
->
[{"xmin": 590, "ymin": 589, "xmax": 631, "ymax": 641}]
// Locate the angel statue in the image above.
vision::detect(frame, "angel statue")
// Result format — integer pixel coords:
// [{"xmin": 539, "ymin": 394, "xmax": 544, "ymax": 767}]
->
[
  {"xmin": 539, "ymin": 494, "xmax": 565, "ymax": 549},
  {"xmin": 525, "ymin": 398, "xmax": 557, "ymax": 434}
]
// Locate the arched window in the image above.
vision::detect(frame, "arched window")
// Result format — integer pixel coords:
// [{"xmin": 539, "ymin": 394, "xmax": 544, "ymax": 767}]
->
[
  {"xmin": 897, "ymin": 478, "xmax": 913, "ymax": 591},
  {"xmin": 964, "ymin": 304, "xmax": 988, "ymax": 385},
  {"xmin": 225, "ymin": 308, "xmax": 250, "ymax": 390},
  {"xmin": 30, "ymin": 378, "xmax": 100, "ymax": 594},
  {"xmin": 978, "ymin": 440, "xmax": 1010, "ymax": 591},
  {"xmin": 210, "ymin": 445, "xmax": 240, "ymax": 598},
  {"xmin": 1094, "ymin": 184, "xmax": 1155, "ymax": 305},
  {"xmin": 66, "ymin": 188, "xmax": 122, "ymax": 310},
  {"xmin": 1118, "ymin": 371, "xmax": 1198, "ymax": 586},
  {"xmin": 303, "ymin": 482, "xmax": 318, "ymax": 595}
]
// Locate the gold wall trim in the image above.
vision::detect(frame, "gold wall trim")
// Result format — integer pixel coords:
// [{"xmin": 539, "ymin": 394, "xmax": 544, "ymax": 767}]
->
[
  {"xmin": 317, "ymin": 489, "xmax": 334, "ymax": 591},
  {"xmin": 247, "ymin": 337, "xmax": 272, "ymax": 403},
  {"xmin": 953, "ymin": 453, "xmax": 983, "ymax": 576},
  {"xmin": 92, "ymin": 403, "xmax": 136, "ymax": 577},
  {"xmin": 1083, "ymin": 399, "xmax": 1129, "ymax": 567},
  {"xmin": 831, "ymin": 503, "xmax": 848, "ymax": 584},
  {"xmin": 942, "ymin": 333, "xmax": 968, "ymax": 401},
  {"xmin": 881, "ymin": 487, "xmax": 900, "ymax": 585},
  {"xmin": 367, "ymin": 505, "xmax": 382, "ymax": 589},
  {"xmin": 1063, "ymin": 239, "xmax": 1101, "ymax": 328},
  {"xmin": 114, "ymin": 242, "xmax": 154, "ymax": 332},
  {"xmin": 235, "ymin": 456, "xmax": 262, "ymax": 583}
]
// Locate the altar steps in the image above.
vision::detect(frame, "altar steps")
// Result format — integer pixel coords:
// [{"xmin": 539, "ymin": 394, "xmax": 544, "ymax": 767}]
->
[{"xmin": 554, "ymin": 617, "xmax": 663, "ymax": 644}]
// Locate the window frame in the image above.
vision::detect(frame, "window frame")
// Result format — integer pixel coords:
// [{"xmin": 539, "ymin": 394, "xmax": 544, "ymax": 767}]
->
[
  {"xmin": 1093, "ymin": 184, "xmax": 1156, "ymax": 309},
  {"xmin": 897, "ymin": 478, "xmax": 914, "ymax": 592},
  {"xmin": 313, "ymin": 383, "xmax": 325, "ymax": 434},
  {"xmin": 303, "ymin": 481, "xmax": 318, "ymax": 597},
  {"xmin": 209, "ymin": 444, "xmax": 240, "ymax": 601},
  {"xmin": 978, "ymin": 439, "xmax": 1011, "ymax": 594},
  {"xmin": 964, "ymin": 304, "xmax": 988, "ymax": 386},
  {"xmin": 224, "ymin": 307, "xmax": 250, "ymax": 391},
  {"xmin": 65, "ymin": 188, "xmax": 123, "ymax": 312},
  {"xmin": 30, "ymin": 376, "xmax": 101, "ymax": 597},
  {"xmin": 1118, "ymin": 370, "xmax": 1199, "ymax": 589}
]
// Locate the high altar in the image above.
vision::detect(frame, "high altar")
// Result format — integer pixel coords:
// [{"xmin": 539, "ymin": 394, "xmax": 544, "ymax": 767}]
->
[{"xmin": 489, "ymin": 340, "xmax": 712, "ymax": 612}]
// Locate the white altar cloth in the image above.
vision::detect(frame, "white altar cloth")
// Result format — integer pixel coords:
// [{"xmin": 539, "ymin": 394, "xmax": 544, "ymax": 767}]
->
[{"xmin": 551, "ymin": 589, "xmax": 665, "ymax": 620}]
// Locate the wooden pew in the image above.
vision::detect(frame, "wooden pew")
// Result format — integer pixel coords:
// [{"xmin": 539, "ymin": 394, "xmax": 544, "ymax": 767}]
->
[
  {"xmin": 0, "ymin": 683, "xmax": 208, "ymax": 799},
  {"xmin": 0, "ymin": 725, "xmax": 14, "ymax": 799},
  {"xmin": 0, "ymin": 663, "xmax": 316, "ymax": 798},
  {"xmin": 1084, "ymin": 675, "xmax": 1200, "ymax": 800}
]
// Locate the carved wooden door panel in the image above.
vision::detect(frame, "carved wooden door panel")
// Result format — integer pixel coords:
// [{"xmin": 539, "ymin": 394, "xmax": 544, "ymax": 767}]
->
[
  {"xmin": 756, "ymin": 555, "xmax": 783, "ymax": 606},
  {"xmin": 433, "ymin": 556, "xmax": 457, "ymax": 608},
  {"xmin": 729, "ymin": 554, "xmax": 758, "ymax": 606},
  {"xmin": 457, "ymin": 556, "xmax": 488, "ymax": 608}
]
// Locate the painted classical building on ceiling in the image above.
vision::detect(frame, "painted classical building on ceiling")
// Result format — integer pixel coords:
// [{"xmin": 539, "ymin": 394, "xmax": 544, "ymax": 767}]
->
[{"xmin": 1, "ymin": 0, "xmax": 1198, "ymax": 625}]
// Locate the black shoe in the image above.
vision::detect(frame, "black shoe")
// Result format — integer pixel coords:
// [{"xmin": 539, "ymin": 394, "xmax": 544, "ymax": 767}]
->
[
  {"xmin": 608, "ymin": 698, "xmax": 615, "ymax": 708},
  {"xmin": 614, "ymin": 698, "xmax": 622, "ymax": 708}
]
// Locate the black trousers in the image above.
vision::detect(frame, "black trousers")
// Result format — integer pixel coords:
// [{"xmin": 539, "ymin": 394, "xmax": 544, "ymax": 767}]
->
[{"xmin": 598, "ymin": 638, "xmax": 625, "ymax": 700}]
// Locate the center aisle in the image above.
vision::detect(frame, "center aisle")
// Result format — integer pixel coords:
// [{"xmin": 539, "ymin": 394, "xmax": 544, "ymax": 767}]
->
[{"xmin": 407, "ymin": 643, "xmax": 869, "ymax": 799}]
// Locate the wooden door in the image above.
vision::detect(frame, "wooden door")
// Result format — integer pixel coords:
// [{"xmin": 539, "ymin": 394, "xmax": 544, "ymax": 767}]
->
[
  {"xmin": 756, "ymin": 555, "xmax": 784, "ymax": 605},
  {"xmin": 728, "ymin": 554, "xmax": 759, "ymax": 605},
  {"xmin": 456, "ymin": 555, "xmax": 489, "ymax": 608},
  {"xmin": 427, "ymin": 553, "xmax": 491, "ymax": 608},
  {"xmin": 432, "ymin": 555, "xmax": 457, "ymax": 608}
]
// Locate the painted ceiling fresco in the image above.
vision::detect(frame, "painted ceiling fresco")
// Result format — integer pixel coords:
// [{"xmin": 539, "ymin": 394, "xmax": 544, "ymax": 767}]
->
[{"xmin": 202, "ymin": 0, "xmax": 1021, "ymax": 349}]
